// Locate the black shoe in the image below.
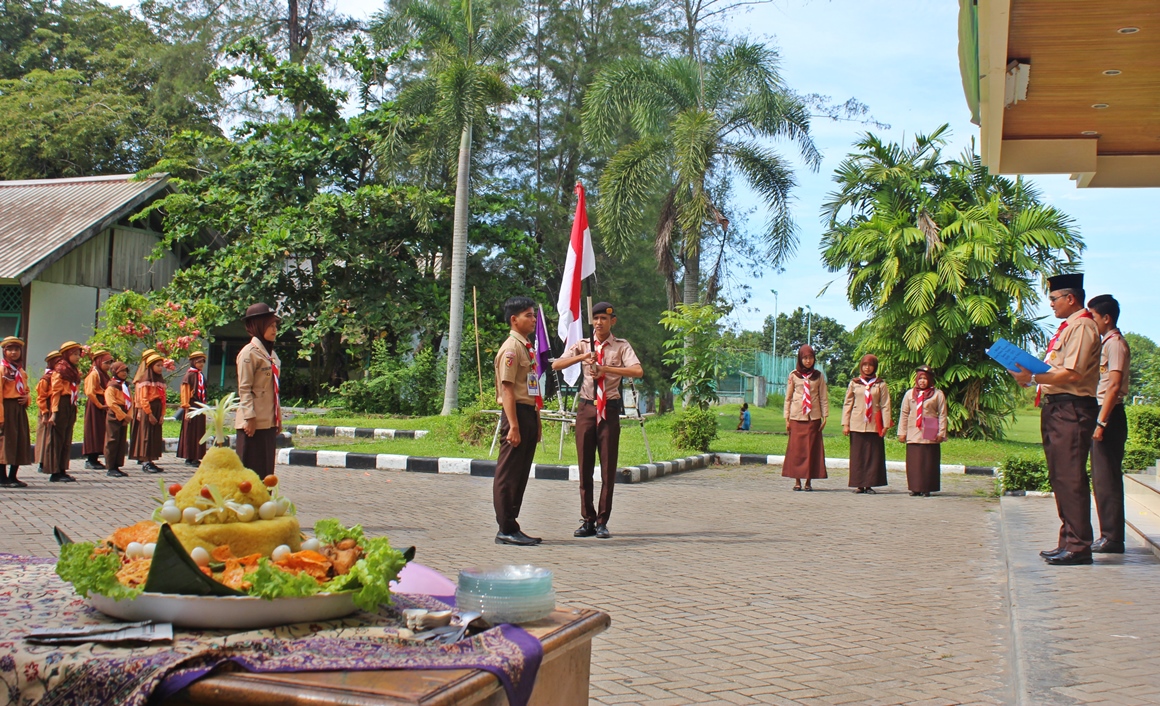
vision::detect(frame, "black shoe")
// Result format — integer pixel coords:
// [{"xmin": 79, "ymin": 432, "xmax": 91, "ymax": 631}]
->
[
  {"xmin": 865, "ymin": 487, "xmax": 878, "ymax": 494},
  {"xmin": 496, "ymin": 531, "xmax": 539, "ymax": 546},
  {"xmin": 184, "ymin": 459, "xmax": 198, "ymax": 467},
  {"xmin": 1091, "ymin": 538, "xmax": 1125, "ymax": 554},
  {"xmin": 1039, "ymin": 546, "xmax": 1066, "ymax": 559},
  {"xmin": 910, "ymin": 491, "xmax": 921, "ymax": 496},
  {"xmin": 0, "ymin": 479, "xmax": 12, "ymax": 488},
  {"xmin": 1045, "ymin": 550, "xmax": 1093, "ymax": 565},
  {"xmin": 595, "ymin": 524, "xmax": 611, "ymax": 539},
  {"xmin": 574, "ymin": 521, "xmax": 596, "ymax": 538},
  {"xmin": 49, "ymin": 473, "xmax": 76, "ymax": 483},
  {"xmin": 923, "ymin": 492, "xmax": 931, "ymax": 497},
  {"xmin": 106, "ymin": 469, "xmax": 128, "ymax": 478},
  {"xmin": 84, "ymin": 460, "xmax": 106, "ymax": 470},
  {"xmin": 7, "ymin": 479, "xmax": 27, "ymax": 488},
  {"xmin": 520, "ymin": 531, "xmax": 543, "ymax": 545},
  {"xmin": 804, "ymin": 485, "xmax": 813, "ymax": 492},
  {"xmin": 142, "ymin": 462, "xmax": 163, "ymax": 474},
  {"xmin": 854, "ymin": 488, "xmax": 866, "ymax": 494},
  {"xmin": 793, "ymin": 485, "xmax": 802, "ymax": 491}
]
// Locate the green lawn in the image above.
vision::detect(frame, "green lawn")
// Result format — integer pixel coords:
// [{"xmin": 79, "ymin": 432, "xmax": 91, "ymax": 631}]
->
[
  {"xmin": 26, "ymin": 405, "xmax": 186, "ymax": 442},
  {"xmin": 284, "ymin": 403, "xmax": 1045, "ymax": 468}
]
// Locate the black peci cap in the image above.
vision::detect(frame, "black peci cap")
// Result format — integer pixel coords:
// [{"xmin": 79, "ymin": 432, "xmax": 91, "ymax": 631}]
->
[
  {"xmin": 1046, "ymin": 273, "xmax": 1084, "ymax": 293},
  {"xmin": 592, "ymin": 302, "xmax": 616, "ymax": 316}
]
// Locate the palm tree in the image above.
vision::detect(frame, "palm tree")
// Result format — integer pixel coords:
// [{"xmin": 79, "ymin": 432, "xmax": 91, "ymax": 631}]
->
[
  {"xmin": 821, "ymin": 127, "xmax": 1083, "ymax": 439},
  {"xmin": 582, "ymin": 42, "xmax": 820, "ymax": 307},
  {"xmin": 374, "ymin": 0, "xmax": 524, "ymax": 415}
]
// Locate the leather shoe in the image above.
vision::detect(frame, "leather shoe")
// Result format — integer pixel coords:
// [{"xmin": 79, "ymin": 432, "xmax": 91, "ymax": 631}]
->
[
  {"xmin": 574, "ymin": 521, "xmax": 596, "ymax": 538},
  {"xmin": 84, "ymin": 460, "xmax": 106, "ymax": 470},
  {"xmin": 49, "ymin": 473, "xmax": 76, "ymax": 483},
  {"xmin": 1045, "ymin": 550, "xmax": 1093, "ymax": 565},
  {"xmin": 106, "ymin": 469, "xmax": 128, "ymax": 478},
  {"xmin": 1039, "ymin": 547, "xmax": 1066, "ymax": 558},
  {"xmin": 495, "ymin": 531, "xmax": 540, "ymax": 546},
  {"xmin": 142, "ymin": 462, "xmax": 164, "ymax": 474},
  {"xmin": 595, "ymin": 524, "xmax": 611, "ymax": 539},
  {"xmin": 1091, "ymin": 538, "xmax": 1125, "ymax": 554}
]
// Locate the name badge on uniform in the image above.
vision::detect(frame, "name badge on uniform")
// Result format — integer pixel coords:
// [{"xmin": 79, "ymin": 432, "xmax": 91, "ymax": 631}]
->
[{"xmin": 527, "ymin": 373, "xmax": 541, "ymax": 397}]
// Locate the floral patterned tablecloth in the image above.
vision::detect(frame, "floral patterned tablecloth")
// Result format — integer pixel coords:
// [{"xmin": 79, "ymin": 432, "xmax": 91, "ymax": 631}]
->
[{"xmin": 0, "ymin": 553, "xmax": 542, "ymax": 706}]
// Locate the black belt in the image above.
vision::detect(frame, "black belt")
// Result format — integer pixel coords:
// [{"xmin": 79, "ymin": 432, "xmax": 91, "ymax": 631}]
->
[
  {"xmin": 579, "ymin": 398, "xmax": 622, "ymax": 409},
  {"xmin": 1041, "ymin": 393, "xmax": 1097, "ymax": 406}
]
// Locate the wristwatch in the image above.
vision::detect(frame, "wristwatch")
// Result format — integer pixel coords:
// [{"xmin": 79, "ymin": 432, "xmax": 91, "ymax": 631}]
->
[{"xmin": 1097, "ymin": 419, "xmax": 1107, "ymax": 428}]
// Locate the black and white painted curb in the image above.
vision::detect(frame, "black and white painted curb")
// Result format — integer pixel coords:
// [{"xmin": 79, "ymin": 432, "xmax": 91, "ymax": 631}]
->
[
  {"xmin": 283, "ymin": 424, "xmax": 429, "ymax": 440},
  {"xmin": 67, "ymin": 433, "xmax": 292, "ymax": 459},
  {"xmin": 267, "ymin": 448, "xmax": 993, "ymax": 484}
]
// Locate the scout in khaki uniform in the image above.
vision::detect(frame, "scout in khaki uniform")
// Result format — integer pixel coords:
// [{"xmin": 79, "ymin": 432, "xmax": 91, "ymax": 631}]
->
[
  {"xmin": 492, "ymin": 296, "xmax": 542, "ymax": 546},
  {"xmin": 552, "ymin": 301, "xmax": 643, "ymax": 539},
  {"xmin": 783, "ymin": 345, "xmax": 829, "ymax": 491},
  {"xmin": 81, "ymin": 349, "xmax": 112, "ymax": 469},
  {"xmin": 897, "ymin": 365, "xmax": 947, "ymax": 497},
  {"xmin": 235, "ymin": 304, "xmax": 282, "ymax": 479},
  {"xmin": 0, "ymin": 337, "xmax": 33, "ymax": 488},
  {"xmin": 130, "ymin": 353, "xmax": 167, "ymax": 473},
  {"xmin": 1087, "ymin": 294, "xmax": 1130, "ymax": 554},
  {"xmin": 44, "ymin": 341, "xmax": 84, "ymax": 483},
  {"xmin": 1009, "ymin": 273, "xmax": 1101, "ymax": 565},
  {"xmin": 104, "ymin": 361, "xmax": 132, "ymax": 477},
  {"xmin": 842, "ymin": 354, "xmax": 892, "ymax": 493},
  {"xmin": 34, "ymin": 350, "xmax": 60, "ymax": 473},
  {"xmin": 178, "ymin": 352, "xmax": 209, "ymax": 466}
]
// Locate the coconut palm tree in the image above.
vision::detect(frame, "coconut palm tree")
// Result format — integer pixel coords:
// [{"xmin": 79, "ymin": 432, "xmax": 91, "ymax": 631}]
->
[
  {"xmin": 375, "ymin": 0, "xmax": 524, "ymax": 415},
  {"xmin": 821, "ymin": 127, "xmax": 1083, "ymax": 439},
  {"xmin": 582, "ymin": 42, "xmax": 820, "ymax": 307}
]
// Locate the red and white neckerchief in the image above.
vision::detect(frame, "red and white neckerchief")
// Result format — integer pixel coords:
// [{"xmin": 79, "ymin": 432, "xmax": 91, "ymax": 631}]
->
[
  {"xmin": 2, "ymin": 359, "xmax": 27, "ymax": 396},
  {"xmin": 522, "ymin": 340, "xmax": 542, "ymax": 411},
  {"xmin": 859, "ymin": 377, "xmax": 878, "ymax": 422},
  {"xmin": 68, "ymin": 381, "xmax": 79, "ymax": 406},
  {"xmin": 914, "ymin": 387, "xmax": 933, "ymax": 428},
  {"xmin": 594, "ymin": 338, "xmax": 607, "ymax": 423},
  {"xmin": 801, "ymin": 373, "xmax": 813, "ymax": 416},
  {"xmin": 270, "ymin": 358, "xmax": 281, "ymax": 426},
  {"xmin": 1035, "ymin": 310, "xmax": 1094, "ymax": 406},
  {"xmin": 120, "ymin": 380, "xmax": 133, "ymax": 410},
  {"xmin": 194, "ymin": 369, "xmax": 206, "ymax": 402}
]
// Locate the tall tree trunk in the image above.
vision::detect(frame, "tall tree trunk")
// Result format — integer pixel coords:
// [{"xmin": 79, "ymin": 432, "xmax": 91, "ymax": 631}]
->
[
  {"xmin": 440, "ymin": 123, "xmax": 473, "ymax": 415},
  {"xmin": 682, "ymin": 248, "xmax": 699, "ymax": 306}
]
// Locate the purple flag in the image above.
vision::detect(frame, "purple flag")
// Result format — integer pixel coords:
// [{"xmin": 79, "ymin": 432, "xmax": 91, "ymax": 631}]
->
[{"xmin": 534, "ymin": 304, "xmax": 552, "ymax": 379}]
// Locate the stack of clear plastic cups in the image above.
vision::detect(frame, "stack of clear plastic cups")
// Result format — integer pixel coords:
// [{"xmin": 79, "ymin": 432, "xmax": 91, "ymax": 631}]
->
[{"xmin": 456, "ymin": 565, "xmax": 555, "ymax": 624}]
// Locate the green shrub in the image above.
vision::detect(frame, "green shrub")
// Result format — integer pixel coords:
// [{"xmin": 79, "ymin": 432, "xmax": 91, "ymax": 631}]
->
[
  {"xmin": 338, "ymin": 342, "xmax": 443, "ymax": 415},
  {"xmin": 1124, "ymin": 445, "xmax": 1159, "ymax": 472},
  {"xmin": 457, "ymin": 389, "xmax": 499, "ymax": 446},
  {"xmin": 1128, "ymin": 405, "xmax": 1160, "ymax": 447},
  {"xmin": 672, "ymin": 407, "xmax": 719, "ymax": 452},
  {"xmin": 766, "ymin": 392, "xmax": 785, "ymax": 410},
  {"xmin": 999, "ymin": 456, "xmax": 1050, "ymax": 492}
]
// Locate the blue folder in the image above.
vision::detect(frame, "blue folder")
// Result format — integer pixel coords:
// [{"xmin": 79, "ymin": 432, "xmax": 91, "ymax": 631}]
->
[{"xmin": 986, "ymin": 338, "xmax": 1051, "ymax": 374}]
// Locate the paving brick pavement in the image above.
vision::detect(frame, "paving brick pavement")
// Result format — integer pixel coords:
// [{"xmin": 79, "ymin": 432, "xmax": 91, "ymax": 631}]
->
[{"xmin": 1, "ymin": 456, "xmax": 1158, "ymax": 704}]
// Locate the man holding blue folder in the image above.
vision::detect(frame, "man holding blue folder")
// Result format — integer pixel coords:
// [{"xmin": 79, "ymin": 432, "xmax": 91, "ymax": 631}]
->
[{"xmin": 1008, "ymin": 273, "xmax": 1101, "ymax": 565}]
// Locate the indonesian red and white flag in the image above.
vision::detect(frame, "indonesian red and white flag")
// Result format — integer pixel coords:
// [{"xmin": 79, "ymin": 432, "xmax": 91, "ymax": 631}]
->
[{"xmin": 556, "ymin": 183, "xmax": 596, "ymax": 386}]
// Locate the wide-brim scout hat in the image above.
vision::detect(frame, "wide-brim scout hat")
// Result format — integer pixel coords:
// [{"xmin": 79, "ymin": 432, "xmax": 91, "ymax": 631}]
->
[
  {"xmin": 143, "ymin": 352, "xmax": 165, "ymax": 367},
  {"xmin": 1047, "ymin": 273, "xmax": 1083, "ymax": 292},
  {"xmin": 45, "ymin": 350, "xmax": 60, "ymax": 362},
  {"xmin": 90, "ymin": 348, "xmax": 111, "ymax": 361},
  {"xmin": 243, "ymin": 303, "xmax": 280, "ymax": 321},
  {"xmin": 1, "ymin": 336, "xmax": 24, "ymax": 349},
  {"xmin": 58, "ymin": 341, "xmax": 84, "ymax": 356},
  {"xmin": 140, "ymin": 348, "xmax": 157, "ymax": 361},
  {"xmin": 188, "ymin": 351, "xmax": 207, "ymax": 361}
]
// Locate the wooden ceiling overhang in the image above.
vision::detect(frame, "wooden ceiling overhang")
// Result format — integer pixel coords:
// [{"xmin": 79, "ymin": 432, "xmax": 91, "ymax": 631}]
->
[{"xmin": 975, "ymin": 0, "xmax": 1160, "ymax": 188}]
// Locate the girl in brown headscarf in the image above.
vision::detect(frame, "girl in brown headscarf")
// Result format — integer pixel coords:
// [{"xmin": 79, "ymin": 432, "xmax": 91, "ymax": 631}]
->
[
  {"xmin": 82, "ymin": 349, "xmax": 112, "ymax": 469},
  {"xmin": 782, "ymin": 345, "xmax": 829, "ymax": 490},
  {"xmin": 43, "ymin": 342, "xmax": 84, "ymax": 482},
  {"xmin": 130, "ymin": 353, "xmax": 167, "ymax": 474},
  {"xmin": 104, "ymin": 361, "xmax": 132, "ymax": 477},
  {"xmin": 898, "ymin": 365, "xmax": 947, "ymax": 496},
  {"xmin": 842, "ymin": 354, "xmax": 892, "ymax": 493},
  {"xmin": 0, "ymin": 337, "xmax": 32, "ymax": 488}
]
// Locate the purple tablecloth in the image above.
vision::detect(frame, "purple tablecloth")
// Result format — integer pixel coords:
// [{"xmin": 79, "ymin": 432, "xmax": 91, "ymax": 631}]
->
[{"xmin": 0, "ymin": 553, "xmax": 542, "ymax": 706}]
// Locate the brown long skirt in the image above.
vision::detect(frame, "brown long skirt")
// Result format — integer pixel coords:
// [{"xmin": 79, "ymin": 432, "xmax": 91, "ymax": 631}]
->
[
  {"xmin": 782, "ymin": 420, "xmax": 827, "ymax": 479},
  {"xmin": 35, "ymin": 412, "xmax": 49, "ymax": 465},
  {"xmin": 236, "ymin": 427, "xmax": 277, "ymax": 479},
  {"xmin": 130, "ymin": 399, "xmax": 165, "ymax": 462},
  {"xmin": 1, "ymin": 399, "xmax": 33, "ymax": 466},
  {"xmin": 81, "ymin": 398, "xmax": 106, "ymax": 456},
  {"xmin": 105, "ymin": 414, "xmax": 128, "ymax": 469},
  {"xmin": 41, "ymin": 402, "xmax": 76, "ymax": 475},
  {"xmin": 177, "ymin": 412, "xmax": 206, "ymax": 462},
  {"xmin": 905, "ymin": 444, "xmax": 941, "ymax": 493},
  {"xmin": 848, "ymin": 431, "xmax": 887, "ymax": 487}
]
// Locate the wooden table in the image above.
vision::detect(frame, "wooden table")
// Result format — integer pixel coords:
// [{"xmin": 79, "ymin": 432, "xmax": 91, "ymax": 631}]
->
[{"xmin": 164, "ymin": 607, "xmax": 611, "ymax": 706}]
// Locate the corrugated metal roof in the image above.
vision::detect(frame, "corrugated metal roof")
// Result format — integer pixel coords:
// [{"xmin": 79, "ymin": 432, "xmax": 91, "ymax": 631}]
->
[{"xmin": 0, "ymin": 174, "xmax": 170, "ymax": 283}]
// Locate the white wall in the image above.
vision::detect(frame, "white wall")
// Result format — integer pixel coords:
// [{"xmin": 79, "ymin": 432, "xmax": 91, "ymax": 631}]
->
[{"xmin": 28, "ymin": 281, "xmax": 99, "ymax": 370}]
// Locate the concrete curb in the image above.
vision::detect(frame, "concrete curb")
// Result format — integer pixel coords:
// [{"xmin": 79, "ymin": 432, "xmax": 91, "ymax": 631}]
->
[
  {"xmin": 66, "ymin": 433, "xmax": 292, "ymax": 459},
  {"xmin": 283, "ymin": 424, "xmax": 429, "ymax": 440},
  {"xmin": 713, "ymin": 453, "xmax": 996, "ymax": 476}
]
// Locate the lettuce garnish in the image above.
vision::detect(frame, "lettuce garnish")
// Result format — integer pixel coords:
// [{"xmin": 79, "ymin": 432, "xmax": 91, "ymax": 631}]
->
[{"xmin": 55, "ymin": 542, "xmax": 144, "ymax": 601}]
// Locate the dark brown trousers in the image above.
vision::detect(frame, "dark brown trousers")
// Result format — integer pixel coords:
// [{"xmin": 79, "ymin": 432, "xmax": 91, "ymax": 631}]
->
[
  {"xmin": 494, "ymin": 404, "xmax": 539, "ymax": 534},
  {"xmin": 1090, "ymin": 403, "xmax": 1127, "ymax": 544},
  {"xmin": 42, "ymin": 402, "xmax": 76, "ymax": 475},
  {"xmin": 104, "ymin": 414, "xmax": 127, "ymax": 469},
  {"xmin": 237, "ymin": 427, "xmax": 278, "ymax": 479},
  {"xmin": 1042, "ymin": 396, "xmax": 1098, "ymax": 552},
  {"xmin": 575, "ymin": 398, "xmax": 622, "ymax": 525}
]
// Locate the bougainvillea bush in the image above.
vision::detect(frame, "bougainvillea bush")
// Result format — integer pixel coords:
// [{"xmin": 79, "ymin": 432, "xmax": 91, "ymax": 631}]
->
[{"xmin": 89, "ymin": 291, "xmax": 223, "ymax": 373}]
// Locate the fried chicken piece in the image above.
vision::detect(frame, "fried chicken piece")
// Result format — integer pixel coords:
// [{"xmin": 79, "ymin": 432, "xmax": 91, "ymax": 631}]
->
[{"xmin": 322, "ymin": 540, "xmax": 362, "ymax": 576}]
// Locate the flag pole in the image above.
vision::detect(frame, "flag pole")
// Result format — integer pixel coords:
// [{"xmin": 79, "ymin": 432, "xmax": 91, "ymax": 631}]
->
[{"xmin": 473, "ymin": 286, "xmax": 483, "ymax": 399}]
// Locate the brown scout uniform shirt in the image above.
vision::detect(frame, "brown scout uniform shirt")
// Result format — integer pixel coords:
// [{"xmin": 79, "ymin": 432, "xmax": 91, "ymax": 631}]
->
[
  {"xmin": 842, "ymin": 378, "xmax": 893, "ymax": 432},
  {"xmin": 494, "ymin": 332, "xmax": 538, "ymax": 406},
  {"xmin": 105, "ymin": 380, "xmax": 132, "ymax": 422},
  {"xmin": 0, "ymin": 363, "xmax": 29, "ymax": 426},
  {"xmin": 1041, "ymin": 309, "xmax": 1100, "ymax": 398},
  {"xmin": 564, "ymin": 335, "xmax": 641, "ymax": 401},
  {"xmin": 897, "ymin": 389, "xmax": 948, "ymax": 444},
  {"xmin": 784, "ymin": 371, "xmax": 829, "ymax": 421},
  {"xmin": 83, "ymin": 367, "xmax": 108, "ymax": 411},
  {"xmin": 1097, "ymin": 329, "xmax": 1130, "ymax": 406}
]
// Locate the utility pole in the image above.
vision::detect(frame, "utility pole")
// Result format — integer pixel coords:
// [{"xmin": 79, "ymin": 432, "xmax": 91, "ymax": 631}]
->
[{"xmin": 770, "ymin": 289, "xmax": 778, "ymax": 357}]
